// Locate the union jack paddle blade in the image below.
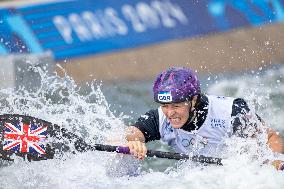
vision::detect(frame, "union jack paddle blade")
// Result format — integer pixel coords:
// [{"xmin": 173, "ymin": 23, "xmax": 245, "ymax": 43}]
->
[
  {"xmin": 0, "ymin": 114, "xmax": 56, "ymax": 161},
  {"xmin": 3, "ymin": 122, "xmax": 47, "ymax": 155}
]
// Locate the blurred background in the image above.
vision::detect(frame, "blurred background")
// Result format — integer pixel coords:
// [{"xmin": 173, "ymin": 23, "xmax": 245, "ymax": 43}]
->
[{"xmin": 1, "ymin": 0, "xmax": 283, "ymax": 81}]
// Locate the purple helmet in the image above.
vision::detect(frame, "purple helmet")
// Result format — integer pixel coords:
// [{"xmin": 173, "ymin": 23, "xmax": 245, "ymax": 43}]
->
[{"xmin": 153, "ymin": 67, "xmax": 200, "ymax": 103}]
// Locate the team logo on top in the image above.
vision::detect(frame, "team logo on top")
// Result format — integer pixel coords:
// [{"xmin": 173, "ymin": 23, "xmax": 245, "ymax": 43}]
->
[{"xmin": 158, "ymin": 91, "xmax": 172, "ymax": 102}]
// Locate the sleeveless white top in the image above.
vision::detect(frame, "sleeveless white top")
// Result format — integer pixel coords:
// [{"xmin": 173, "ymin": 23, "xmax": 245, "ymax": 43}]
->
[{"xmin": 159, "ymin": 95, "xmax": 234, "ymax": 157}]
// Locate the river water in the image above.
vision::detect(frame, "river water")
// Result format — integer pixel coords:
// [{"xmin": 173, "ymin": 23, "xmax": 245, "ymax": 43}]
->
[{"xmin": 0, "ymin": 64, "xmax": 283, "ymax": 189}]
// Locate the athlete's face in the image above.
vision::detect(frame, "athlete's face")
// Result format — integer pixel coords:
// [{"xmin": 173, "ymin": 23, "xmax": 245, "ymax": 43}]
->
[{"xmin": 161, "ymin": 101, "xmax": 191, "ymax": 129}]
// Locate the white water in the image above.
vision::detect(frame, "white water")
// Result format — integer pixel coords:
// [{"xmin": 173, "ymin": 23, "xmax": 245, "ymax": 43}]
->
[{"xmin": 0, "ymin": 64, "xmax": 283, "ymax": 189}]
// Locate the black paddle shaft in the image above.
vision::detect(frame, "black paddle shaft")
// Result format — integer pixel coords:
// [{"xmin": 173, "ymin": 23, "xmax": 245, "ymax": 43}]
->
[
  {"xmin": 76, "ymin": 142, "xmax": 223, "ymax": 165},
  {"xmin": 42, "ymin": 122, "xmax": 224, "ymax": 165}
]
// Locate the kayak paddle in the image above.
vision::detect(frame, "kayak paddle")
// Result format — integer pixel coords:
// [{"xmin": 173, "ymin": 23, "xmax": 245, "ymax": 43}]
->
[{"xmin": 0, "ymin": 114, "xmax": 222, "ymax": 165}]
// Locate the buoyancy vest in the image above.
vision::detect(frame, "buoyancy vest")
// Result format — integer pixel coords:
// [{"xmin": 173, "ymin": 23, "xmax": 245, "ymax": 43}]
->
[{"xmin": 159, "ymin": 95, "xmax": 234, "ymax": 157}]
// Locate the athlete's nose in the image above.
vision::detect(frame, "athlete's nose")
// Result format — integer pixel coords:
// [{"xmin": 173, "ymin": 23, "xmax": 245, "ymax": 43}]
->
[{"xmin": 167, "ymin": 106, "xmax": 176, "ymax": 117}]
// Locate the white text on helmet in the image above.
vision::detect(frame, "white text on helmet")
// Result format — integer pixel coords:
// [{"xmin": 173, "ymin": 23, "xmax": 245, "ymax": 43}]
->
[{"xmin": 158, "ymin": 91, "xmax": 172, "ymax": 102}]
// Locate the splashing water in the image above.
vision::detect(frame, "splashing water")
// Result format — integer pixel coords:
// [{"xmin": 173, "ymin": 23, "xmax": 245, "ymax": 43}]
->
[
  {"xmin": 0, "ymin": 64, "xmax": 283, "ymax": 189},
  {"xmin": 0, "ymin": 67, "xmax": 127, "ymax": 143}
]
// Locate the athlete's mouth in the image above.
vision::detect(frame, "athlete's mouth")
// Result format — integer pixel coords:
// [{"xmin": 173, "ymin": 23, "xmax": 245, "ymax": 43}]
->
[{"xmin": 169, "ymin": 117, "xmax": 181, "ymax": 123}]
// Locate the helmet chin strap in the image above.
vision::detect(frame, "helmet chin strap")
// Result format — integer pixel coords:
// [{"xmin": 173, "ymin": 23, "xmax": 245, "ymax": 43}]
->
[
  {"xmin": 187, "ymin": 103, "xmax": 197, "ymax": 124},
  {"xmin": 183, "ymin": 95, "xmax": 199, "ymax": 126}
]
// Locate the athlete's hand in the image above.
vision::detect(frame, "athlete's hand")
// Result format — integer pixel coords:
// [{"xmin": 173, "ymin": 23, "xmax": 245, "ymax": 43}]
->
[
  {"xmin": 125, "ymin": 140, "xmax": 147, "ymax": 160},
  {"xmin": 271, "ymin": 160, "xmax": 284, "ymax": 170}
]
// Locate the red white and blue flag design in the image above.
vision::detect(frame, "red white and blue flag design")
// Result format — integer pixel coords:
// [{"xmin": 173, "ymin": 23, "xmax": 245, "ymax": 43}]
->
[{"xmin": 3, "ymin": 122, "xmax": 47, "ymax": 155}]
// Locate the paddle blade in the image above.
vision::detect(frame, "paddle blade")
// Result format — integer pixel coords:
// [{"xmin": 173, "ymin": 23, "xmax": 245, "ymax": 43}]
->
[{"xmin": 0, "ymin": 114, "xmax": 56, "ymax": 161}]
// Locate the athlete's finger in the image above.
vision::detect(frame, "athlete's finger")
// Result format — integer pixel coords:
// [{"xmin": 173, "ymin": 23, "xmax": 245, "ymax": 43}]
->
[
  {"xmin": 141, "ymin": 143, "xmax": 147, "ymax": 157},
  {"xmin": 126, "ymin": 141, "xmax": 135, "ymax": 155},
  {"xmin": 136, "ymin": 141, "xmax": 147, "ymax": 159},
  {"xmin": 136, "ymin": 141, "xmax": 143, "ymax": 155}
]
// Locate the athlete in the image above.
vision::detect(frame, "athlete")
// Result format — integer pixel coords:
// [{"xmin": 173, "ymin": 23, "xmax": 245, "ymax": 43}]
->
[{"xmin": 124, "ymin": 67, "xmax": 284, "ymax": 170}]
